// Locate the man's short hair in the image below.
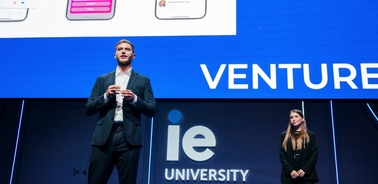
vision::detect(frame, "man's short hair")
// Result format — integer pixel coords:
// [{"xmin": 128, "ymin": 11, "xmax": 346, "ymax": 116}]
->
[{"xmin": 115, "ymin": 39, "xmax": 135, "ymax": 53}]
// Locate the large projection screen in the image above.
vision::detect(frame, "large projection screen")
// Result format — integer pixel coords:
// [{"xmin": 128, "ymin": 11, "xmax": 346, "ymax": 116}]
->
[{"xmin": 1, "ymin": 0, "xmax": 378, "ymax": 99}]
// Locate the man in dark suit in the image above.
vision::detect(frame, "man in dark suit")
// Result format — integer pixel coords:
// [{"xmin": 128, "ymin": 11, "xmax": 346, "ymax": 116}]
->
[{"xmin": 85, "ymin": 39, "xmax": 156, "ymax": 184}]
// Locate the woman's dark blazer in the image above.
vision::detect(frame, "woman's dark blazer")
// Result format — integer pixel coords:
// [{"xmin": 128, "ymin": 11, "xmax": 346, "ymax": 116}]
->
[{"xmin": 279, "ymin": 131, "xmax": 319, "ymax": 183}]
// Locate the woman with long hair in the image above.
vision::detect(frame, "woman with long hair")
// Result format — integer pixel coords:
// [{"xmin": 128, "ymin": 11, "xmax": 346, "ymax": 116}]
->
[{"xmin": 279, "ymin": 109, "xmax": 319, "ymax": 184}]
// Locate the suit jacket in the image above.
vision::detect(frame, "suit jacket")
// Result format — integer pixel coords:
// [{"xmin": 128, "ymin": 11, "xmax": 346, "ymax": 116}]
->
[
  {"xmin": 279, "ymin": 131, "xmax": 319, "ymax": 183},
  {"xmin": 85, "ymin": 69, "xmax": 156, "ymax": 146}
]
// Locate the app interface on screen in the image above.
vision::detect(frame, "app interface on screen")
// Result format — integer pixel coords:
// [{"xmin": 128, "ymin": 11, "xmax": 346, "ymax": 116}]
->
[
  {"xmin": 0, "ymin": 8, "xmax": 27, "ymax": 21},
  {"xmin": 0, "ymin": 0, "xmax": 37, "ymax": 8},
  {"xmin": 156, "ymin": 0, "xmax": 206, "ymax": 19},
  {"xmin": 68, "ymin": 0, "xmax": 113, "ymax": 14}
]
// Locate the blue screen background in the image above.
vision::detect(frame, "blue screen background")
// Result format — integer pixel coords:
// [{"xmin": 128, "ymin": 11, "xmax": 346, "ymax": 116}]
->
[{"xmin": 1, "ymin": 1, "xmax": 378, "ymax": 99}]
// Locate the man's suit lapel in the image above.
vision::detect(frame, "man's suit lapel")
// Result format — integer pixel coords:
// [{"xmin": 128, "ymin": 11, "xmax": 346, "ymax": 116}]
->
[
  {"xmin": 106, "ymin": 71, "xmax": 116, "ymax": 88},
  {"xmin": 106, "ymin": 71, "xmax": 117, "ymax": 118},
  {"xmin": 127, "ymin": 70, "xmax": 138, "ymax": 90}
]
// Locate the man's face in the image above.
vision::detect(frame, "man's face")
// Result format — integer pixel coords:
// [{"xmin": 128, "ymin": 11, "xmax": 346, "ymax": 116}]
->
[{"xmin": 114, "ymin": 43, "xmax": 135, "ymax": 66}]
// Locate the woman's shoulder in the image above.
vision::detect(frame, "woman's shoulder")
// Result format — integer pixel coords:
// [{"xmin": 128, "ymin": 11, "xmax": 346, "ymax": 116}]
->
[
  {"xmin": 307, "ymin": 130, "xmax": 316, "ymax": 137},
  {"xmin": 280, "ymin": 131, "xmax": 287, "ymax": 137}
]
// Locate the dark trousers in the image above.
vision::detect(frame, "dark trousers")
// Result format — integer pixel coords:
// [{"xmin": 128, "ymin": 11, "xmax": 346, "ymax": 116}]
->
[{"xmin": 88, "ymin": 127, "xmax": 141, "ymax": 184}]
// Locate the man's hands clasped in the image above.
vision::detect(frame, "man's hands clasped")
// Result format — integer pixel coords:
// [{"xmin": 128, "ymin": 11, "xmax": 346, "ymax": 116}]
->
[{"xmin": 106, "ymin": 85, "xmax": 135, "ymax": 102}]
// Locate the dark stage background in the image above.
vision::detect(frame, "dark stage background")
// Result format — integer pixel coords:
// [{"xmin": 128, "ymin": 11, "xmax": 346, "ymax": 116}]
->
[
  {"xmin": 0, "ymin": 99, "xmax": 377, "ymax": 184},
  {"xmin": 2, "ymin": 0, "xmax": 378, "ymax": 183}
]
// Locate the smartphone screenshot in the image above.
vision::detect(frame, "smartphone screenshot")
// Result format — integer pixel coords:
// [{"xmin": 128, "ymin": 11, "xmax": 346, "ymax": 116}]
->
[
  {"xmin": 0, "ymin": 8, "xmax": 28, "ymax": 22},
  {"xmin": 66, "ymin": 0, "xmax": 116, "ymax": 20},
  {"xmin": 155, "ymin": 0, "xmax": 207, "ymax": 20},
  {"xmin": 0, "ymin": 0, "xmax": 38, "ymax": 8}
]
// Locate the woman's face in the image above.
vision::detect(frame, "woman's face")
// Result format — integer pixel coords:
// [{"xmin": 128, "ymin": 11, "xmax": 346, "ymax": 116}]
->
[{"xmin": 290, "ymin": 112, "xmax": 303, "ymax": 129}]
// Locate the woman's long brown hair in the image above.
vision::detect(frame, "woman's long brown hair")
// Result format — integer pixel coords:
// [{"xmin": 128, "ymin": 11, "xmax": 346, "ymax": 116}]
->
[{"xmin": 282, "ymin": 109, "xmax": 310, "ymax": 151}]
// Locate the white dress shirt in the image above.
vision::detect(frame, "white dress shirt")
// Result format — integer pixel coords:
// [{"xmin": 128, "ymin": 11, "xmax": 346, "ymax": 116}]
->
[{"xmin": 104, "ymin": 67, "xmax": 137, "ymax": 123}]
